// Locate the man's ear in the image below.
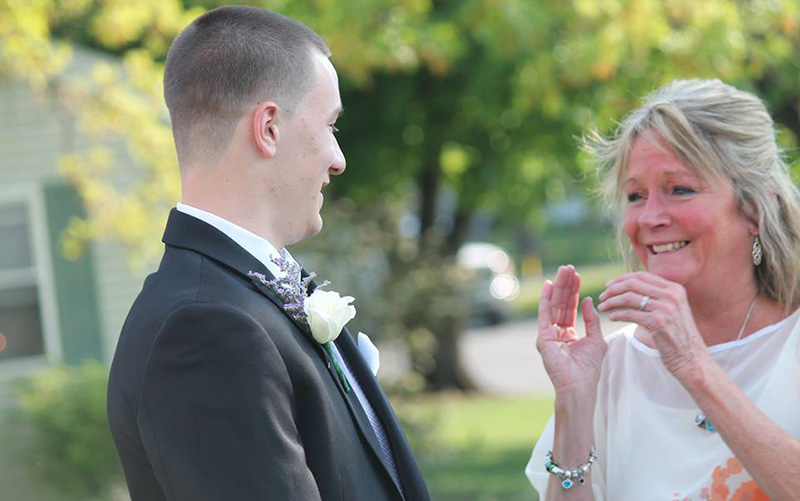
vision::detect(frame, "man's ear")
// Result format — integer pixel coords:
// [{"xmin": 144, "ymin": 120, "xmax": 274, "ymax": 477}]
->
[{"xmin": 253, "ymin": 102, "xmax": 279, "ymax": 158}]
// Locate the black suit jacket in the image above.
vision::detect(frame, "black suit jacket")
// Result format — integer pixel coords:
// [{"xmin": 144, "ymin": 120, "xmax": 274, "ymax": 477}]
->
[{"xmin": 108, "ymin": 209, "xmax": 430, "ymax": 501}]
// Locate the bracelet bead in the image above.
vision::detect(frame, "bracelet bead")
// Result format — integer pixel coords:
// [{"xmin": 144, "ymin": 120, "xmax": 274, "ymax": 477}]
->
[{"xmin": 544, "ymin": 447, "xmax": 597, "ymax": 490}]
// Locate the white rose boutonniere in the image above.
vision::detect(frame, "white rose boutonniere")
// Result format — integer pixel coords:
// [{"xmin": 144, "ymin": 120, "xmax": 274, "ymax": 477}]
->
[
  {"xmin": 248, "ymin": 257, "xmax": 357, "ymax": 392},
  {"xmin": 304, "ymin": 290, "xmax": 356, "ymax": 344},
  {"xmin": 304, "ymin": 290, "xmax": 356, "ymax": 392}
]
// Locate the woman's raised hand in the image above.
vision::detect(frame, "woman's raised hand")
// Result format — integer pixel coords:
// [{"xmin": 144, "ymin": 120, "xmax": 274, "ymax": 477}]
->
[
  {"xmin": 536, "ymin": 265, "xmax": 608, "ymax": 396},
  {"xmin": 597, "ymin": 271, "xmax": 707, "ymax": 381}
]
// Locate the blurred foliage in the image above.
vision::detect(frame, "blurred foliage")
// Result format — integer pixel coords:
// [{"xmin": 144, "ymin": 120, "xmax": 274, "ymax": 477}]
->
[
  {"xmin": 1, "ymin": 0, "xmax": 199, "ymax": 269},
  {"xmin": 512, "ymin": 261, "xmax": 625, "ymax": 320},
  {"xmin": 539, "ymin": 223, "xmax": 619, "ymax": 268},
  {"xmin": 296, "ymin": 197, "xmax": 473, "ymax": 390},
  {"xmin": 12, "ymin": 361, "xmax": 122, "ymax": 498},
  {"xmin": 330, "ymin": 0, "xmax": 800, "ymax": 232},
  {"xmin": 3, "ymin": 0, "xmax": 800, "ymax": 386},
  {"xmin": 1, "ymin": 0, "xmax": 799, "ymax": 263}
]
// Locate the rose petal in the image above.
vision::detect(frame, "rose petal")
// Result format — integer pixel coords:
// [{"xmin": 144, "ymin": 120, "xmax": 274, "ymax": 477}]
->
[
  {"xmin": 334, "ymin": 305, "xmax": 356, "ymax": 326},
  {"xmin": 323, "ymin": 315, "xmax": 341, "ymax": 343},
  {"xmin": 307, "ymin": 309, "xmax": 331, "ymax": 344},
  {"xmin": 305, "ymin": 289, "xmax": 356, "ymax": 345}
]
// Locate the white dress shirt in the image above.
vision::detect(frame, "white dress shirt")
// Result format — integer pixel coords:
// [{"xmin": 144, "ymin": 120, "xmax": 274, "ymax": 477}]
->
[{"xmin": 176, "ymin": 203, "xmax": 298, "ymax": 281}]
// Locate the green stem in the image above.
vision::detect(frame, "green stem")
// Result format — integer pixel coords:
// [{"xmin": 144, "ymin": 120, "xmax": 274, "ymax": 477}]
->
[{"xmin": 323, "ymin": 342, "xmax": 351, "ymax": 393}]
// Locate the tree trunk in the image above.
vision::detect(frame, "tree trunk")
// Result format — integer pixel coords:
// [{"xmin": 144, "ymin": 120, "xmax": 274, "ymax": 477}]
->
[
  {"xmin": 412, "ymin": 68, "xmax": 477, "ymax": 391},
  {"xmin": 416, "ymin": 194, "xmax": 477, "ymax": 391},
  {"xmin": 443, "ymin": 205, "xmax": 473, "ymax": 257},
  {"xmin": 417, "ymin": 159, "xmax": 440, "ymax": 242},
  {"xmin": 425, "ymin": 312, "xmax": 475, "ymax": 391}
]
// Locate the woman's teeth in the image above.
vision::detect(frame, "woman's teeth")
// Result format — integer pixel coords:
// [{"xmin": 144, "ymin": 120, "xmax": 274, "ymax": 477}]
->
[{"xmin": 651, "ymin": 241, "xmax": 688, "ymax": 254}]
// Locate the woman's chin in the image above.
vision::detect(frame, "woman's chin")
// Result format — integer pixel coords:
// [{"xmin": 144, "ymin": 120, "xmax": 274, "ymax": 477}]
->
[{"xmin": 644, "ymin": 266, "xmax": 691, "ymax": 285}]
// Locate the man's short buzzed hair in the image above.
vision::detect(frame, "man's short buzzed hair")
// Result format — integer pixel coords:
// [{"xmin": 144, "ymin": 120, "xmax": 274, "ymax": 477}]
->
[{"xmin": 164, "ymin": 5, "xmax": 331, "ymax": 165}]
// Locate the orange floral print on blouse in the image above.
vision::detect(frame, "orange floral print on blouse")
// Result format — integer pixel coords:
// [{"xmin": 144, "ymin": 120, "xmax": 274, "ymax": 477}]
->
[{"xmin": 708, "ymin": 457, "xmax": 767, "ymax": 501}]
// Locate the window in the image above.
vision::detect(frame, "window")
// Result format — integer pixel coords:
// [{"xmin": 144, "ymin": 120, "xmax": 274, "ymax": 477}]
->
[{"xmin": 0, "ymin": 192, "xmax": 57, "ymax": 365}]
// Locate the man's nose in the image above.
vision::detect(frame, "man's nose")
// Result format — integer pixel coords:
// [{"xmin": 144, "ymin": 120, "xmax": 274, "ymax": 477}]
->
[{"xmin": 329, "ymin": 140, "xmax": 346, "ymax": 176}]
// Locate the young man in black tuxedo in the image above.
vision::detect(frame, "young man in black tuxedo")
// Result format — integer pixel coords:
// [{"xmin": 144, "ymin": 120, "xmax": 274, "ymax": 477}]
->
[{"xmin": 107, "ymin": 6, "xmax": 430, "ymax": 501}]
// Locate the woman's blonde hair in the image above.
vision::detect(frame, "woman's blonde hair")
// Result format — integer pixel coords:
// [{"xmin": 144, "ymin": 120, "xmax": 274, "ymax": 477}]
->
[{"xmin": 586, "ymin": 79, "xmax": 800, "ymax": 308}]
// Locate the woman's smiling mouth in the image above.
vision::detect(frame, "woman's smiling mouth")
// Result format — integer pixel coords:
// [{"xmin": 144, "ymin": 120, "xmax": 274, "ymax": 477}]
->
[{"xmin": 649, "ymin": 241, "xmax": 690, "ymax": 254}]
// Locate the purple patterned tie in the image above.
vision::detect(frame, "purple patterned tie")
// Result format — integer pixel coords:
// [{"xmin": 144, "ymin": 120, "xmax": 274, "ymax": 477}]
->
[{"xmin": 331, "ymin": 344, "xmax": 404, "ymax": 497}]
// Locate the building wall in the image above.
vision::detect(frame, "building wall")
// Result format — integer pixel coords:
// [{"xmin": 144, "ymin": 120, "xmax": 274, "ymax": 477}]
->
[
  {"xmin": 0, "ymin": 67, "xmax": 149, "ymax": 500},
  {"xmin": 0, "ymin": 78, "xmax": 152, "ymax": 366},
  {"xmin": 93, "ymin": 240, "xmax": 152, "ymax": 362},
  {"xmin": 0, "ymin": 82, "xmax": 67, "ymax": 184}
]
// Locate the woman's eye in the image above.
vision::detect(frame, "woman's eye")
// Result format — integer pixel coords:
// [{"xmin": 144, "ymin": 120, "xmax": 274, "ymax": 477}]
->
[
  {"xmin": 627, "ymin": 192, "xmax": 642, "ymax": 203},
  {"xmin": 673, "ymin": 186, "xmax": 695, "ymax": 195}
]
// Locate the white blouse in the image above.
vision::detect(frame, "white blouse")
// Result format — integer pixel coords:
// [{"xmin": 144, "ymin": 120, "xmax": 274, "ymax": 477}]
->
[{"xmin": 526, "ymin": 308, "xmax": 800, "ymax": 501}]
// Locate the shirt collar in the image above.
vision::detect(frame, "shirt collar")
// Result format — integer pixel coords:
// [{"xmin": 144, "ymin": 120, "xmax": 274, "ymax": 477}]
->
[{"xmin": 176, "ymin": 203, "xmax": 299, "ymax": 281}]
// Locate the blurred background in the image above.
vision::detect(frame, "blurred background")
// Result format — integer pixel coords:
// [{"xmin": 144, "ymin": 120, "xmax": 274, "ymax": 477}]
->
[{"xmin": 1, "ymin": 0, "xmax": 800, "ymax": 499}]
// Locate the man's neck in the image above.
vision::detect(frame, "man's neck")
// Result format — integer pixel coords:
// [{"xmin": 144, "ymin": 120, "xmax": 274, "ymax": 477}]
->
[
  {"xmin": 179, "ymin": 191, "xmax": 285, "ymax": 250},
  {"xmin": 177, "ymin": 202, "xmax": 282, "ymax": 252}
]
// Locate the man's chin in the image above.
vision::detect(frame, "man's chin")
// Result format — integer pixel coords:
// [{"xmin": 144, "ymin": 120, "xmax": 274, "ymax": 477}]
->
[
  {"xmin": 284, "ymin": 218, "xmax": 323, "ymax": 247},
  {"xmin": 305, "ymin": 217, "xmax": 324, "ymax": 239}
]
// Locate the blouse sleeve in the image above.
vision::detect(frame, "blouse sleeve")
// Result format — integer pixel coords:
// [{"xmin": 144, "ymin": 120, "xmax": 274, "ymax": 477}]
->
[{"xmin": 525, "ymin": 414, "xmax": 554, "ymax": 497}]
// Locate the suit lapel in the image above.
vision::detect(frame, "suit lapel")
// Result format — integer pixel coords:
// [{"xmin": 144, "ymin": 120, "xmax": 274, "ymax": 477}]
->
[
  {"xmin": 331, "ymin": 331, "xmax": 406, "ymax": 498},
  {"xmin": 162, "ymin": 210, "xmax": 326, "ymax": 358},
  {"xmin": 336, "ymin": 329, "xmax": 429, "ymax": 501}
]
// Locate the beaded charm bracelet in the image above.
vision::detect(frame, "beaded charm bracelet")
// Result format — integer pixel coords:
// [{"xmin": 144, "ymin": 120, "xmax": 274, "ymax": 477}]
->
[{"xmin": 545, "ymin": 447, "xmax": 597, "ymax": 490}]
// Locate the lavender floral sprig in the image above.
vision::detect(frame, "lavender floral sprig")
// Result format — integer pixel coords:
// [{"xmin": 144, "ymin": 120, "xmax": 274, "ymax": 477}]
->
[{"xmin": 247, "ymin": 255, "xmax": 329, "ymax": 330}]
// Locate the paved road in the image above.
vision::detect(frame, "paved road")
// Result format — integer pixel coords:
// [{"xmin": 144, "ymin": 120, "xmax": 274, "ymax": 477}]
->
[{"xmin": 459, "ymin": 315, "xmax": 626, "ymax": 396}]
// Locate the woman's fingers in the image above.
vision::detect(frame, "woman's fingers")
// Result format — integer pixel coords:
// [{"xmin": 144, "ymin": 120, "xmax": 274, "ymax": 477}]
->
[
  {"xmin": 600, "ymin": 275, "xmax": 663, "ymax": 300},
  {"xmin": 537, "ymin": 280, "xmax": 565, "ymax": 355},
  {"xmin": 567, "ymin": 271, "xmax": 581, "ymax": 327},
  {"xmin": 597, "ymin": 289, "xmax": 659, "ymax": 313},
  {"xmin": 605, "ymin": 271, "xmax": 670, "ymax": 290},
  {"xmin": 538, "ymin": 279, "xmax": 554, "ymax": 333},
  {"xmin": 549, "ymin": 267, "xmax": 567, "ymax": 324},
  {"xmin": 550, "ymin": 265, "xmax": 577, "ymax": 326},
  {"xmin": 606, "ymin": 308, "xmax": 652, "ymax": 329},
  {"xmin": 582, "ymin": 296, "xmax": 604, "ymax": 341},
  {"xmin": 599, "ymin": 273, "xmax": 688, "ymax": 315}
]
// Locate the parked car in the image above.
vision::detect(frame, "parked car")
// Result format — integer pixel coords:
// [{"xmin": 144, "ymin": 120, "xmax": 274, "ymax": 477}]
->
[{"xmin": 457, "ymin": 242, "xmax": 520, "ymax": 325}]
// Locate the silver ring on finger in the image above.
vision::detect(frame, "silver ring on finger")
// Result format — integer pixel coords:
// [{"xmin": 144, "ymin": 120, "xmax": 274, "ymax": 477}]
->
[{"xmin": 639, "ymin": 295, "xmax": 651, "ymax": 311}]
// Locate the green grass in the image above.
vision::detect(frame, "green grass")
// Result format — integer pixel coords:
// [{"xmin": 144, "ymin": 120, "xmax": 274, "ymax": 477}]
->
[
  {"xmin": 397, "ymin": 393, "xmax": 554, "ymax": 501},
  {"xmin": 512, "ymin": 261, "xmax": 625, "ymax": 318}
]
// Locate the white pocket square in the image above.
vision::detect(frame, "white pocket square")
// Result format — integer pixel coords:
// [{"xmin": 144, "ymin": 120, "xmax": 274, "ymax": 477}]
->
[{"xmin": 357, "ymin": 332, "xmax": 380, "ymax": 377}]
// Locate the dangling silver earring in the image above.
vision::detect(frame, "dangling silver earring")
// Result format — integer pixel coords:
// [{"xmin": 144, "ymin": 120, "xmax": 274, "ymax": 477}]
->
[{"xmin": 752, "ymin": 235, "xmax": 763, "ymax": 266}]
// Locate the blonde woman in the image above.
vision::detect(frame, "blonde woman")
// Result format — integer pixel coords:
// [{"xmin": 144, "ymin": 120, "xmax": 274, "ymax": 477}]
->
[{"xmin": 527, "ymin": 79, "xmax": 800, "ymax": 500}]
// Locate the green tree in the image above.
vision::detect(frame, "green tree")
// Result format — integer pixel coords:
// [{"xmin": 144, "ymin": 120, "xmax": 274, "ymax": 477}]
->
[
  {"xmin": 327, "ymin": 0, "xmax": 800, "ymax": 387},
  {"xmin": 2, "ymin": 0, "xmax": 799, "ymax": 388}
]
